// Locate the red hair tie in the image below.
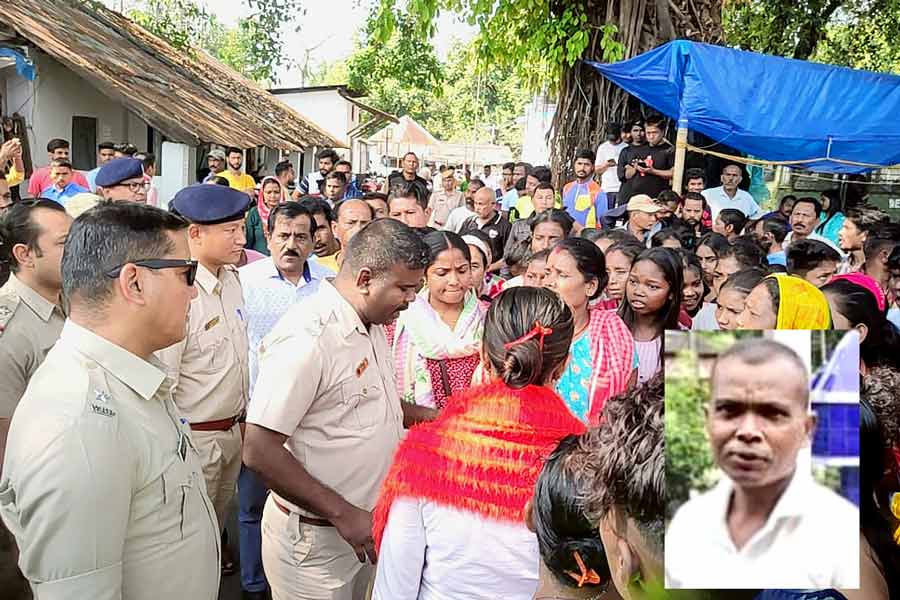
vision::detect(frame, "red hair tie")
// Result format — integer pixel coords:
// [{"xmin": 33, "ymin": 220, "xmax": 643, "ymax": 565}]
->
[
  {"xmin": 565, "ymin": 550, "xmax": 602, "ymax": 587},
  {"xmin": 504, "ymin": 321, "xmax": 553, "ymax": 351}
]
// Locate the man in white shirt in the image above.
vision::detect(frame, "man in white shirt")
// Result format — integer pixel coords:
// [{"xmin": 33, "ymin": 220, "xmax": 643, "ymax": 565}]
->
[
  {"xmin": 594, "ymin": 123, "xmax": 628, "ymax": 209},
  {"xmin": 480, "ymin": 164, "xmax": 499, "ymax": 191},
  {"xmin": 702, "ymin": 164, "xmax": 763, "ymax": 220},
  {"xmin": 666, "ymin": 339, "xmax": 859, "ymax": 590},
  {"xmin": 783, "ymin": 197, "xmax": 845, "ymax": 260}
]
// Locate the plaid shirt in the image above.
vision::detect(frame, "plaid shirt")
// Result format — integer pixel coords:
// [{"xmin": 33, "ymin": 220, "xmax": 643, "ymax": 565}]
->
[{"xmin": 586, "ymin": 307, "xmax": 635, "ymax": 425}]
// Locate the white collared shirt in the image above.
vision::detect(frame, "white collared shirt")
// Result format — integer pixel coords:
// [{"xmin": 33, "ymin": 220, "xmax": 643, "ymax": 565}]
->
[
  {"xmin": 702, "ymin": 186, "xmax": 763, "ymax": 219},
  {"xmin": 239, "ymin": 256, "xmax": 332, "ymax": 399},
  {"xmin": 665, "ymin": 469, "xmax": 859, "ymax": 589}
]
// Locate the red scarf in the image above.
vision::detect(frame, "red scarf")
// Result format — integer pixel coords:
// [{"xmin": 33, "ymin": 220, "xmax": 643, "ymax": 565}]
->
[{"xmin": 373, "ymin": 382, "xmax": 586, "ymax": 550}]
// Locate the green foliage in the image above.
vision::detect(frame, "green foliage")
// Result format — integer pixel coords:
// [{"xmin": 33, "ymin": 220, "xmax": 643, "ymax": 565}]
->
[
  {"xmin": 370, "ymin": 0, "xmax": 614, "ymax": 92},
  {"xmin": 665, "ymin": 349, "xmax": 715, "ymax": 520},
  {"xmin": 724, "ymin": 0, "xmax": 900, "ymax": 73},
  {"xmin": 344, "ymin": 10, "xmax": 530, "ymax": 151},
  {"xmin": 128, "ymin": 0, "xmax": 302, "ymax": 83}
]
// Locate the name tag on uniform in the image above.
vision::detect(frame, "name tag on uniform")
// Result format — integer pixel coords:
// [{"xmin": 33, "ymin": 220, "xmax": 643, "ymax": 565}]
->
[
  {"xmin": 204, "ymin": 316, "xmax": 220, "ymax": 331},
  {"xmin": 355, "ymin": 358, "xmax": 369, "ymax": 378}
]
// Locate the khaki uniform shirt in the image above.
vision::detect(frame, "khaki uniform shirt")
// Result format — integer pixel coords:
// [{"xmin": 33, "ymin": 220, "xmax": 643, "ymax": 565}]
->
[
  {"xmin": 247, "ymin": 279, "xmax": 404, "ymax": 515},
  {"xmin": 157, "ymin": 264, "xmax": 249, "ymax": 423},
  {"xmin": 0, "ymin": 321, "xmax": 220, "ymax": 600},
  {"xmin": 428, "ymin": 190, "xmax": 465, "ymax": 228},
  {"xmin": 0, "ymin": 275, "xmax": 66, "ymax": 418}
]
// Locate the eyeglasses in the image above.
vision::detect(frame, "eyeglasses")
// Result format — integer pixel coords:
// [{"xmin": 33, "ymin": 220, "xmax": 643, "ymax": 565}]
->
[
  {"xmin": 116, "ymin": 181, "xmax": 151, "ymax": 193},
  {"xmin": 105, "ymin": 259, "xmax": 198, "ymax": 286}
]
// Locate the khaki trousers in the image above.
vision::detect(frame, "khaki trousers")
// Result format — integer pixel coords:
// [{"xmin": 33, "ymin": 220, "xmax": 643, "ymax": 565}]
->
[
  {"xmin": 191, "ymin": 425, "xmax": 242, "ymax": 532},
  {"xmin": 261, "ymin": 496, "xmax": 374, "ymax": 600}
]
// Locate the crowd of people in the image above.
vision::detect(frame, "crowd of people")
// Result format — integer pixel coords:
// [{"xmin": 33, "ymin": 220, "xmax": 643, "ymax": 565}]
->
[{"xmin": 0, "ymin": 113, "xmax": 898, "ymax": 600}]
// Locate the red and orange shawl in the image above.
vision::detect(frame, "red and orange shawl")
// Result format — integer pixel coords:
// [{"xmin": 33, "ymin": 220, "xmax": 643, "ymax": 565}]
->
[{"xmin": 372, "ymin": 381, "xmax": 587, "ymax": 551}]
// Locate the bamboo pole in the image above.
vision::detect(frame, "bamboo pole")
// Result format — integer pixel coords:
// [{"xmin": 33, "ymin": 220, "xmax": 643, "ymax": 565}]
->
[{"xmin": 671, "ymin": 117, "xmax": 688, "ymax": 194}]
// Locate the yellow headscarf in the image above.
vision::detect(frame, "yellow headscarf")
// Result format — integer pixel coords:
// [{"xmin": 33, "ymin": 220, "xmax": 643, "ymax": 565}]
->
[{"xmin": 768, "ymin": 273, "xmax": 831, "ymax": 330}]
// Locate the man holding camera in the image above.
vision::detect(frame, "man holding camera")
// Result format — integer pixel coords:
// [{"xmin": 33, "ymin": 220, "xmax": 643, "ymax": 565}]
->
[{"xmin": 617, "ymin": 115, "xmax": 674, "ymax": 206}]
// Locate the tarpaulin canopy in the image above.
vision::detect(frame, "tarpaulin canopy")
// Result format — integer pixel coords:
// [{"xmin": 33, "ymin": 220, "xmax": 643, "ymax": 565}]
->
[{"xmin": 587, "ymin": 40, "xmax": 900, "ymax": 174}]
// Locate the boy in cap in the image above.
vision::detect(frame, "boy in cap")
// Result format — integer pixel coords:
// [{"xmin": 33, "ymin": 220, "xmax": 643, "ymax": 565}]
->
[
  {"xmin": 96, "ymin": 157, "xmax": 149, "ymax": 203},
  {"xmin": 621, "ymin": 194, "xmax": 662, "ymax": 245},
  {"xmin": 157, "ymin": 183, "xmax": 251, "ymax": 576}
]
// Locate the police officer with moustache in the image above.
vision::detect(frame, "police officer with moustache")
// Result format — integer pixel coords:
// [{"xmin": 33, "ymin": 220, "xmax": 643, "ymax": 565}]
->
[
  {"xmin": 158, "ymin": 184, "xmax": 251, "ymax": 575},
  {"xmin": 0, "ymin": 202, "xmax": 219, "ymax": 599}
]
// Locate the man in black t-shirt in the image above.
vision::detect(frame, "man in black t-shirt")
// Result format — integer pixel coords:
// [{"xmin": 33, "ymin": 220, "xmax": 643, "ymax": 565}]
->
[
  {"xmin": 459, "ymin": 187, "xmax": 511, "ymax": 273},
  {"xmin": 617, "ymin": 115, "xmax": 674, "ymax": 205},
  {"xmin": 385, "ymin": 151, "xmax": 430, "ymax": 202}
]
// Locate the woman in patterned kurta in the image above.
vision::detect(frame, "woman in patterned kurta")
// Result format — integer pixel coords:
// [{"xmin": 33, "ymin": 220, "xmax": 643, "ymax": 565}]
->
[{"xmin": 543, "ymin": 237, "xmax": 635, "ymax": 424}]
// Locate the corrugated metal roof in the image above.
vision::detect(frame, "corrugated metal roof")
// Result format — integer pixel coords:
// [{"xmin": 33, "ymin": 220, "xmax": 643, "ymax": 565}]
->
[{"xmin": 3, "ymin": 0, "xmax": 344, "ymax": 151}]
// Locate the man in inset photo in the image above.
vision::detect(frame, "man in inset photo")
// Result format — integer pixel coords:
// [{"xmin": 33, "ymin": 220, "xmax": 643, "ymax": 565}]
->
[{"xmin": 665, "ymin": 338, "xmax": 859, "ymax": 590}]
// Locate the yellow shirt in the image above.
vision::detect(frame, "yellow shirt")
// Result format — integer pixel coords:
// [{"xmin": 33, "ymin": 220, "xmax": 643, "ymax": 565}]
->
[
  {"xmin": 5, "ymin": 164, "xmax": 24, "ymax": 187},
  {"xmin": 315, "ymin": 252, "xmax": 340, "ymax": 274},
  {"xmin": 220, "ymin": 170, "xmax": 256, "ymax": 192}
]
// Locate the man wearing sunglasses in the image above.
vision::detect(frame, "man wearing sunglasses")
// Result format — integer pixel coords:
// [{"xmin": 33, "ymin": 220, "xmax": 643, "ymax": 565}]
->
[
  {"xmin": 95, "ymin": 157, "xmax": 149, "ymax": 204},
  {"xmin": 158, "ymin": 183, "xmax": 251, "ymax": 578},
  {"xmin": 0, "ymin": 202, "xmax": 220, "ymax": 599}
]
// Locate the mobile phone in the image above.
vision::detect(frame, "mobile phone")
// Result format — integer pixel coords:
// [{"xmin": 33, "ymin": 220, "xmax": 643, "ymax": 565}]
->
[{"xmin": 636, "ymin": 161, "xmax": 648, "ymax": 169}]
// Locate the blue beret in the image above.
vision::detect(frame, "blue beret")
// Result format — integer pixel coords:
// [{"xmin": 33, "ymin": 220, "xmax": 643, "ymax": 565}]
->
[
  {"xmin": 170, "ymin": 183, "xmax": 251, "ymax": 224},
  {"xmin": 95, "ymin": 158, "xmax": 145, "ymax": 187}
]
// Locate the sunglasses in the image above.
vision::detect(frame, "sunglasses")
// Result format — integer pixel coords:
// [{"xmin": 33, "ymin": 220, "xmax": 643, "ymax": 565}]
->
[{"xmin": 105, "ymin": 259, "xmax": 198, "ymax": 286}]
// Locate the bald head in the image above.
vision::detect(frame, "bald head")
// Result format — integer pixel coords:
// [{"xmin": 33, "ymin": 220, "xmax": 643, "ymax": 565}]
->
[
  {"xmin": 332, "ymin": 198, "xmax": 375, "ymax": 246},
  {"xmin": 473, "ymin": 186, "xmax": 497, "ymax": 220},
  {"xmin": 711, "ymin": 339, "xmax": 809, "ymax": 408}
]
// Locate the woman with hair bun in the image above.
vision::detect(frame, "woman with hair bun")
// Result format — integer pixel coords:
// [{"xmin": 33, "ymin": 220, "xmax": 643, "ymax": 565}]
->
[
  {"xmin": 527, "ymin": 434, "xmax": 617, "ymax": 599},
  {"xmin": 372, "ymin": 287, "xmax": 587, "ymax": 600},
  {"xmin": 544, "ymin": 237, "xmax": 635, "ymax": 424}
]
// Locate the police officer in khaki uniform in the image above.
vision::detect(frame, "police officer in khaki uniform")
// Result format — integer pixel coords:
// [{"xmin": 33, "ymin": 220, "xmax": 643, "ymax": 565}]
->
[
  {"xmin": 243, "ymin": 219, "xmax": 429, "ymax": 600},
  {"xmin": 0, "ymin": 199, "xmax": 70, "ymax": 463},
  {"xmin": 157, "ymin": 184, "xmax": 250, "ymax": 571},
  {"xmin": 0, "ymin": 202, "xmax": 219, "ymax": 599}
]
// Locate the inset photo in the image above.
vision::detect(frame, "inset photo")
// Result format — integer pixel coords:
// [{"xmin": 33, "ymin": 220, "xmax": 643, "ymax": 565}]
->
[{"xmin": 664, "ymin": 330, "xmax": 860, "ymax": 590}]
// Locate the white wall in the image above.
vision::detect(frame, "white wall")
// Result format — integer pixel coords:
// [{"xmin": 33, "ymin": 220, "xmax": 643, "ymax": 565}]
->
[
  {"xmin": 7, "ymin": 51, "xmax": 153, "ymax": 175},
  {"xmin": 274, "ymin": 89, "xmax": 351, "ymax": 147}
]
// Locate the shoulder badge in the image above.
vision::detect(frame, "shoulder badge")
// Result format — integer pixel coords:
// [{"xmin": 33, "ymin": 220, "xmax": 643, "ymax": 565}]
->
[{"xmin": 0, "ymin": 293, "xmax": 21, "ymax": 335}]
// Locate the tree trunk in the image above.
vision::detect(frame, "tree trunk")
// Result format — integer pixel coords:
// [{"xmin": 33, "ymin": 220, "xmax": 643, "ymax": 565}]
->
[{"xmin": 548, "ymin": 0, "xmax": 724, "ymax": 182}]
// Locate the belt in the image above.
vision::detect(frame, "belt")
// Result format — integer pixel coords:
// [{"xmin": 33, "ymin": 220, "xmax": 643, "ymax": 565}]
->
[
  {"xmin": 273, "ymin": 498, "xmax": 334, "ymax": 527},
  {"xmin": 189, "ymin": 413, "xmax": 242, "ymax": 432}
]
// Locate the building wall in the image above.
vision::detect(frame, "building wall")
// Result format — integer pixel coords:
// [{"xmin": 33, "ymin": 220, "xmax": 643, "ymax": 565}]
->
[{"xmin": 6, "ymin": 51, "xmax": 149, "ymax": 173}]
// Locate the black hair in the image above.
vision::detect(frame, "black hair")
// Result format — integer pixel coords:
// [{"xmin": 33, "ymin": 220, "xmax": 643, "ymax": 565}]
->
[
  {"xmin": 761, "ymin": 216, "xmax": 790, "ymax": 244},
  {"xmin": 605, "ymin": 238, "xmax": 645, "ymax": 264},
  {"xmin": 467, "ymin": 178, "xmax": 485, "ymax": 191},
  {"xmin": 579, "ymin": 228, "xmax": 602, "ymax": 242},
  {"xmin": 316, "ymin": 148, "xmax": 340, "ymax": 162},
  {"xmin": 720, "ymin": 237, "xmax": 767, "ymax": 269},
  {"xmin": 821, "ymin": 278, "xmax": 900, "ymax": 370},
  {"xmin": 530, "ymin": 209, "xmax": 574, "ymax": 237},
  {"xmin": 720, "ymin": 266, "xmax": 767, "ymax": 297},
  {"xmin": 697, "ymin": 231, "xmax": 730, "ymax": 258},
  {"xmin": 514, "ymin": 177, "xmax": 528, "ymax": 193},
  {"xmin": 574, "ymin": 148, "xmax": 596, "ymax": 164},
  {"xmin": 524, "ymin": 247, "xmax": 551, "ymax": 267},
  {"xmin": 333, "ymin": 198, "xmax": 375, "ymax": 222},
  {"xmin": 46, "ymin": 138, "xmax": 69, "ymax": 153},
  {"xmin": 225, "ymin": 146, "xmax": 242, "ymax": 157},
  {"xmin": 401, "ymin": 151, "xmax": 418, "ymax": 162},
  {"xmin": 325, "ymin": 171, "xmax": 346, "ymax": 185},
  {"xmin": 680, "ymin": 191, "xmax": 707, "ymax": 212},
  {"xmin": 553, "ymin": 237, "xmax": 608, "ymax": 300},
  {"xmin": 514, "ymin": 161, "xmax": 533, "ymax": 176},
  {"xmin": 60, "ymin": 202, "xmax": 188, "ymax": 310},
  {"xmin": 140, "ymin": 153, "xmax": 156, "ymax": 169},
  {"xmin": 857, "ymin": 394, "xmax": 900, "ymax": 598},
  {"xmin": 762, "ymin": 276, "xmax": 781, "ymax": 317},
  {"xmin": 656, "ymin": 189, "xmax": 680, "ymax": 206},
  {"xmin": 534, "ymin": 182, "xmax": 555, "ymax": 195},
  {"xmin": 845, "ymin": 205, "xmax": 889, "ymax": 234},
  {"xmin": 505, "ymin": 239, "xmax": 531, "ymax": 268},
  {"xmin": 502, "ymin": 161, "xmax": 516, "ymax": 172},
  {"xmin": 335, "ymin": 160, "xmax": 353, "ymax": 170},
  {"xmin": 718, "ymin": 208, "xmax": 748, "ymax": 236},
  {"xmin": 97, "ymin": 141, "xmax": 116, "ymax": 151},
  {"xmin": 362, "ymin": 191, "xmax": 389, "ymax": 202},
  {"xmin": 0, "ymin": 199, "xmax": 69, "ymax": 273},
  {"xmin": 483, "ymin": 287, "xmax": 574, "ymax": 389},
  {"xmin": 650, "ymin": 227, "xmax": 684, "ymax": 248},
  {"xmin": 778, "ymin": 194, "xmax": 797, "ymax": 210},
  {"xmin": 594, "ymin": 229, "xmax": 631, "ymax": 245},
  {"xmin": 388, "ymin": 182, "xmax": 428, "ymax": 210},
  {"xmin": 210, "ymin": 176, "xmax": 230, "ymax": 187},
  {"xmin": 678, "ymin": 249, "xmax": 709, "ymax": 315},
  {"xmin": 422, "ymin": 230, "xmax": 471, "ymax": 270},
  {"xmin": 342, "ymin": 218, "xmax": 430, "ymax": 279},
  {"xmin": 49, "ymin": 158, "xmax": 73, "ymax": 170},
  {"xmin": 683, "ymin": 168, "xmax": 706, "ymax": 185},
  {"xmin": 863, "ymin": 222, "xmax": 900, "ymax": 261},
  {"xmin": 792, "ymin": 196, "xmax": 823, "ymax": 216},
  {"xmin": 618, "ymin": 247, "xmax": 683, "ymax": 335},
  {"xmin": 533, "ymin": 434, "xmax": 611, "ymax": 590},
  {"xmin": 815, "ymin": 189, "xmax": 843, "ymax": 235},
  {"xmin": 786, "ymin": 239, "xmax": 841, "ymax": 277},
  {"xmin": 298, "ymin": 197, "xmax": 334, "ymax": 224},
  {"xmin": 643, "ymin": 114, "xmax": 666, "ymax": 130},
  {"xmin": 267, "ymin": 201, "xmax": 316, "ymax": 238},
  {"xmin": 532, "ymin": 166, "xmax": 552, "ymax": 184},
  {"xmin": 274, "ymin": 160, "xmax": 294, "ymax": 177}
]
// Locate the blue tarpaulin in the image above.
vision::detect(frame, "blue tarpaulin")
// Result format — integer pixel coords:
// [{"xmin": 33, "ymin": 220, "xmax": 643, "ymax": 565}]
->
[
  {"xmin": 0, "ymin": 48, "xmax": 35, "ymax": 81},
  {"xmin": 587, "ymin": 40, "xmax": 900, "ymax": 174}
]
